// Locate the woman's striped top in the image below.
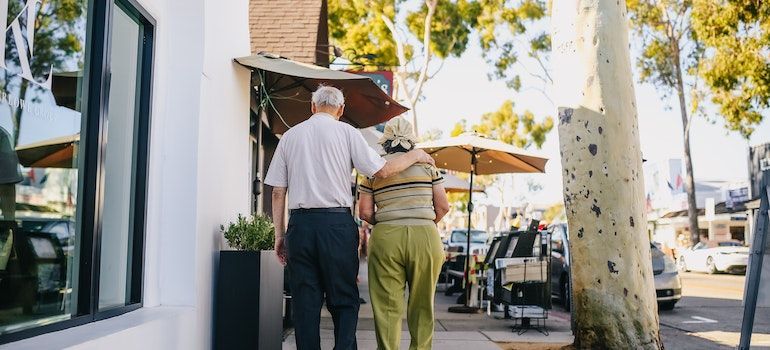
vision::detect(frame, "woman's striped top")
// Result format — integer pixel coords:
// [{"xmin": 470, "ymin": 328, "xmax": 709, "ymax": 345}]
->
[{"xmin": 359, "ymin": 153, "xmax": 445, "ymax": 225}]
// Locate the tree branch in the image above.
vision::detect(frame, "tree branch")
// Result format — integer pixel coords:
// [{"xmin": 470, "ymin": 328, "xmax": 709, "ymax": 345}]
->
[
  {"xmin": 531, "ymin": 52, "xmax": 553, "ymax": 84},
  {"xmin": 428, "ymin": 59, "xmax": 446, "ymax": 79},
  {"xmin": 409, "ymin": 0, "xmax": 437, "ymax": 108},
  {"xmin": 381, "ymin": 13, "xmax": 413, "ymax": 107}
]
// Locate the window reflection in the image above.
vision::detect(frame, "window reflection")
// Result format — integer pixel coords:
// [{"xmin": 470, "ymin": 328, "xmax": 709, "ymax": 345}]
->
[
  {"xmin": 98, "ymin": 3, "xmax": 140, "ymax": 310},
  {"xmin": 0, "ymin": 0, "xmax": 87, "ymax": 335}
]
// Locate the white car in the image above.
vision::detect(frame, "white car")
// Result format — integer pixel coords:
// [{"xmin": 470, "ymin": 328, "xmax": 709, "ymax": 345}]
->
[
  {"xmin": 444, "ymin": 229, "xmax": 489, "ymax": 256},
  {"xmin": 677, "ymin": 240, "xmax": 749, "ymax": 274}
]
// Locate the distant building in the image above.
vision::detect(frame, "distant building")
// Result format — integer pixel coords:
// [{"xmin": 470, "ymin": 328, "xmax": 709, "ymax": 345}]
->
[
  {"xmin": 749, "ymin": 142, "xmax": 770, "ymax": 198},
  {"xmin": 643, "ymin": 158, "xmax": 750, "ymax": 248}
]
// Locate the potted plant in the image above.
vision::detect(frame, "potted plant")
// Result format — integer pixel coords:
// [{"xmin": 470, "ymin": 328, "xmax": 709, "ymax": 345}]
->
[{"xmin": 214, "ymin": 214, "xmax": 283, "ymax": 350}]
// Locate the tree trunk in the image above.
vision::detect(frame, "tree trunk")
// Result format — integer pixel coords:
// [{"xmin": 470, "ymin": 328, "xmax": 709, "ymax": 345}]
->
[
  {"xmin": 551, "ymin": 1, "xmax": 662, "ymax": 348},
  {"xmin": 672, "ymin": 40, "xmax": 700, "ymax": 245},
  {"xmin": 12, "ymin": 81, "xmax": 29, "ymax": 146}
]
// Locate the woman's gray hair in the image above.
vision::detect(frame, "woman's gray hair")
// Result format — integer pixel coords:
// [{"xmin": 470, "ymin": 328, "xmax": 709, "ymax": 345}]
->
[
  {"xmin": 311, "ymin": 85, "xmax": 345, "ymax": 108},
  {"xmin": 382, "ymin": 140, "xmax": 415, "ymax": 154}
]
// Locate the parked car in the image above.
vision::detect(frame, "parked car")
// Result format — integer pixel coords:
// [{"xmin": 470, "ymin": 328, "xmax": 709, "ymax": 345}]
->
[
  {"xmin": 650, "ymin": 243, "xmax": 682, "ymax": 310},
  {"xmin": 0, "ymin": 220, "xmax": 69, "ymax": 315},
  {"xmin": 444, "ymin": 229, "xmax": 489, "ymax": 256},
  {"xmin": 548, "ymin": 223, "xmax": 682, "ymax": 311},
  {"xmin": 676, "ymin": 240, "xmax": 748, "ymax": 274},
  {"xmin": 19, "ymin": 218, "xmax": 76, "ymax": 256}
]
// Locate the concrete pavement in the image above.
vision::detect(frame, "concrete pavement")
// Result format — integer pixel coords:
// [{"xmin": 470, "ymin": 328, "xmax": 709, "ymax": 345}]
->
[
  {"xmin": 659, "ymin": 272, "xmax": 770, "ymax": 349},
  {"xmin": 282, "ymin": 267, "xmax": 770, "ymax": 349},
  {"xmin": 282, "ymin": 262, "xmax": 574, "ymax": 349}
]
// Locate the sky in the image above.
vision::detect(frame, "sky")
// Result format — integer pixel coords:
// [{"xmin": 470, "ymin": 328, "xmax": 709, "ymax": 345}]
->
[{"xmin": 414, "ymin": 36, "xmax": 770, "ymax": 207}]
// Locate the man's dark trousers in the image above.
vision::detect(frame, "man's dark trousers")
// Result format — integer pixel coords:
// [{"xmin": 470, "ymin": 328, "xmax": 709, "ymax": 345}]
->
[{"xmin": 286, "ymin": 209, "xmax": 360, "ymax": 350}]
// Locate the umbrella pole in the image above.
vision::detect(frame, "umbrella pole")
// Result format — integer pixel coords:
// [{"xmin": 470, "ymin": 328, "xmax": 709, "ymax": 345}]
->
[
  {"xmin": 448, "ymin": 149, "xmax": 482, "ymax": 314},
  {"xmin": 465, "ymin": 161, "xmax": 475, "ymax": 306}
]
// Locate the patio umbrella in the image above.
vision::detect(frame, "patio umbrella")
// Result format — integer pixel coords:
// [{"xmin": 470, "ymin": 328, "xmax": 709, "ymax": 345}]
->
[
  {"xmin": 235, "ymin": 53, "xmax": 409, "ymax": 134},
  {"xmin": 16, "ymin": 134, "xmax": 79, "ymax": 168},
  {"xmin": 442, "ymin": 171, "xmax": 486, "ymax": 194},
  {"xmin": 417, "ymin": 133, "xmax": 548, "ymax": 313}
]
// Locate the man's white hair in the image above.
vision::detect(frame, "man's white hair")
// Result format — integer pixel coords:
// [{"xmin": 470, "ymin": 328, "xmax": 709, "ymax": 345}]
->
[{"xmin": 311, "ymin": 85, "xmax": 345, "ymax": 108}]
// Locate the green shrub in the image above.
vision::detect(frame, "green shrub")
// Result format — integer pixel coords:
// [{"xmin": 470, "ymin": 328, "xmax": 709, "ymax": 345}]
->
[{"xmin": 221, "ymin": 214, "xmax": 275, "ymax": 251}]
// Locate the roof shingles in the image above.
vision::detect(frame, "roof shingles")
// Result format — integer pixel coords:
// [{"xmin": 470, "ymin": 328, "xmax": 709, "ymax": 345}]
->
[{"xmin": 249, "ymin": 0, "xmax": 328, "ymax": 65}]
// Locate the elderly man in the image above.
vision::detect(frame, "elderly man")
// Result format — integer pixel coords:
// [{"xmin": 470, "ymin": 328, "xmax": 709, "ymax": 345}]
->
[{"xmin": 265, "ymin": 85, "xmax": 434, "ymax": 350}]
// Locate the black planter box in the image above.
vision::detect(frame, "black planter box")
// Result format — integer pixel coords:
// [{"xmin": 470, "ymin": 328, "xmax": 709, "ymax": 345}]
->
[{"xmin": 214, "ymin": 250, "xmax": 283, "ymax": 350}]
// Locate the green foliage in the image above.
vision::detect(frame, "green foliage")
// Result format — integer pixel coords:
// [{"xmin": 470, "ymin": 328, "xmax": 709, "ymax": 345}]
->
[
  {"xmin": 451, "ymin": 100, "xmax": 553, "ymax": 149},
  {"xmin": 542, "ymin": 202, "xmax": 565, "ymax": 224},
  {"xmin": 221, "ymin": 214, "xmax": 276, "ymax": 251},
  {"xmin": 474, "ymin": 0, "xmax": 550, "ymax": 90},
  {"xmin": 627, "ymin": 0, "xmax": 700, "ymax": 98},
  {"xmin": 3, "ymin": 0, "xmax": 87, "ymax": 145},
  {"xmin": 691, "ymin": 0, "xmax": 770, "ymax": 138},
  {"xmin": 328, "ymin": 0, "xmax": 403, "ymax": 68},
  {"xmin": 405, "ymin": 0, "xmax": 480, "ymax": 59},
  {"xmin": 627, "ymin": 0, "xmax": 770, "ymax": 138},
  {"xmin": 446, "ymin": 100, "xmax": 553, "ymax": 210},
  {"xmin": 328, "ymin": 0, "xmax": 554, "ymax": 137},
  {"xmin": 329, "ymin": 0, "xmax": 481, "ymax": 66}
]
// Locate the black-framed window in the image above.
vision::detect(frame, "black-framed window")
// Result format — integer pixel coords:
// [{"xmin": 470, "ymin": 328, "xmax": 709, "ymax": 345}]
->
[{"xmin": 0, "ymin": 0, "xmax": 154, "ymax": 343}]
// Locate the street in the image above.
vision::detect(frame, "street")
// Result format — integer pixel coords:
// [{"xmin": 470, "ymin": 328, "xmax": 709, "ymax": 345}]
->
[{"xmin": 660, "ymin": 272, "xmax": 770, "ymax": 349}]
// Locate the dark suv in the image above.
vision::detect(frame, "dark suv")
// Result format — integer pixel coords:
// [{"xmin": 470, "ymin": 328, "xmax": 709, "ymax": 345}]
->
[{"xmin": 549, "ymin": 223, "xmax": 682, "ymax": 311}]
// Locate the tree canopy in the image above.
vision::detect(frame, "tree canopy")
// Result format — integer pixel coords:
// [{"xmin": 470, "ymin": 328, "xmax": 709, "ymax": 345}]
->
[
  {"xmin": 451, "ymin": 100, "xmax": 553, "ymax": 149},
  {"xmin": 328, "ymin": 0, "xmax": 554, "ymax": 134},
  {"xmin": 691, "ymin": 0, "xmax": 770, "ymax": 138}
]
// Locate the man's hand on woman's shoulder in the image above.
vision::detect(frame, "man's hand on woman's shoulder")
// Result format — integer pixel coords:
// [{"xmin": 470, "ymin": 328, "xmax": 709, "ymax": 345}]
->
[{"xmin": 410, "ymin": 149, "xmax": 435, "ymax": 166}]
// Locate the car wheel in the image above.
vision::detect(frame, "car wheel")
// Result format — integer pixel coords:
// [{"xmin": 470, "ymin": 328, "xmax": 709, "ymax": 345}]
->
[
  {"xmin": 658, "ymin": 301, "xmax": 676, "ymax": 311},
  {"xmin": 677, "ymin": 257, "xmax": 688, "ymax": 272},
  {"xmin": 561, "ymin": 277, "xmax": 571, "ymax": 311},
  {"xmin": 706, "ymin": 256, "xmax": 718, "ymax": 274}
]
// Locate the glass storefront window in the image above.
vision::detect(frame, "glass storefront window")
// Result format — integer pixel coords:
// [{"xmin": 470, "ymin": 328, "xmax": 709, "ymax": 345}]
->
[
  {"xmin": 0, "ymin": 0, "xmax": 88, "ymax": 335},
  {"xmin": 98, "ymin": 4, "xmax": 141, "ymax": 310},
  {"xmin": 0, "ymin": 0, "xmax": 154, "ymax": 342}
]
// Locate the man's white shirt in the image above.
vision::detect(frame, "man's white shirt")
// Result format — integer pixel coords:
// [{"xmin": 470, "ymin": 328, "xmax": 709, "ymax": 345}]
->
[{"xmin": 264, "ymin": 113, "xmax": 386, "ymax": 210}]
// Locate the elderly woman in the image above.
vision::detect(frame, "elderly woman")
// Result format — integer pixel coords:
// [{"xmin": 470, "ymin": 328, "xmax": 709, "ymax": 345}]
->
[{"xmin": 358, "ymin": 117, "xmax": 450, "ymax": 350}]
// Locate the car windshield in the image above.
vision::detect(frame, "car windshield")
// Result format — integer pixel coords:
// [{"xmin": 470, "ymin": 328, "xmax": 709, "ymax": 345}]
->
[
  {"xmin": 718, "ymin": 242, "xmax": 741, "ymax": 247},
  {"xmin": 452, "ymin": 230, "xmax": 488, "ymax": 244}
]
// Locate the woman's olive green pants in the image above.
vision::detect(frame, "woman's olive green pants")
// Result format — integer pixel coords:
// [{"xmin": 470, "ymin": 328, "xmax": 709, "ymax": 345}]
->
[{"xmin": 368, "ymin": 224, "xmax": 445, "ymax": 350}]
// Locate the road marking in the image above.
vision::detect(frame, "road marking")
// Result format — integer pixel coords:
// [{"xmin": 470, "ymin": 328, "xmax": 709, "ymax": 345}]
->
[{"xmin": 682, "ymin": 316, "xmax": 718, "ymax": 324}]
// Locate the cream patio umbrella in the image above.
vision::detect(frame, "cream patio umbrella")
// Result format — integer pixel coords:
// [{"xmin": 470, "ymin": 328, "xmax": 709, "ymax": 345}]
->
[
  {"xmin": 442, "ymin": 171, "xmax": 486, "ymax": 194},
  {"xmin": 417, "ymin": 132, "xmax": 548, "ymax": 313}
]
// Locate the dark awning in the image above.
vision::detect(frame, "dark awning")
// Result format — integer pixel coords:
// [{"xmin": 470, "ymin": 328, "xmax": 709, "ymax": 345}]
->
[{"xmin": 235, "ymin": 53, "xmax": 409, "ymax": 134}]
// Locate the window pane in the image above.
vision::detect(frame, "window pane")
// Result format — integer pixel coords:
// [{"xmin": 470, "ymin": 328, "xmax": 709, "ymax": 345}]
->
[
  {"xmin": 0, "ymin": 0, "xmax": 88, "ymax": 334},
  {"xmin": 98, "ymin": 5, "xmax": 140, "ymax": 310}
]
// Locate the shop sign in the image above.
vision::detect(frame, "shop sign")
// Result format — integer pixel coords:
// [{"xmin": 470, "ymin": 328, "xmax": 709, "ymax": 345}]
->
[
  {"xmin": 348, "ymin": 70, "xmax": 394, "ymax": 97},
  {"xmin": 1, "ymin": 0, "xmax": 54, "ymax": 90},
  {"xmin": 726, "ymin": 187, "xmax": 749, "ymax": 209}
]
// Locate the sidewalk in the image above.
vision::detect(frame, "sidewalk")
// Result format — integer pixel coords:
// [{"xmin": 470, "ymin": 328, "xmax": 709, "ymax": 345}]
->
[{"xmin": 282, "ymin": 263, "xmax": 574, "ymax": 349}]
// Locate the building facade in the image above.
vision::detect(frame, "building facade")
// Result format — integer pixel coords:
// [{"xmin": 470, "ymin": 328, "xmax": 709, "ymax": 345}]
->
[{"xmin": 3, "ymin": 0, "xmax": 253, "ymax": 348}]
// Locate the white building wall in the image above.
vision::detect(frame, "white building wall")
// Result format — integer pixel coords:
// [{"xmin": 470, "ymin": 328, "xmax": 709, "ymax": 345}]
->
[
  {"xmin": 7, "ymin": 0, "xmax": 251, "ymax": 348},
  {"xmin": 148, "ymin": 0, "xmax": 205, "ymax": 311},
  {"xmin": 194, "ymin": 0, "xmax": 252, "ymax": 346}
]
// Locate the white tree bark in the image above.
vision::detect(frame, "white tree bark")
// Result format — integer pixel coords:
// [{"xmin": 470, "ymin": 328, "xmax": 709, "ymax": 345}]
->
[
  {"xmin": 381, "ymin": 0, "xmax": 437, "ymax": 136},
  {"xmin": 551, "ymin": 1, "xmax": 662, "ymax": 348}
]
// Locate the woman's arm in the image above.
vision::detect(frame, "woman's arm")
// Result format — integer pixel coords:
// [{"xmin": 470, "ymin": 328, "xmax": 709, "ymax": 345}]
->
[
  {"xmin": 358, "ymin": 192, "xmax": 376, "ymax": 225},
  {"xmin": 432, "ymin": 183, "xmax": 450, "ymax": 223}
]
